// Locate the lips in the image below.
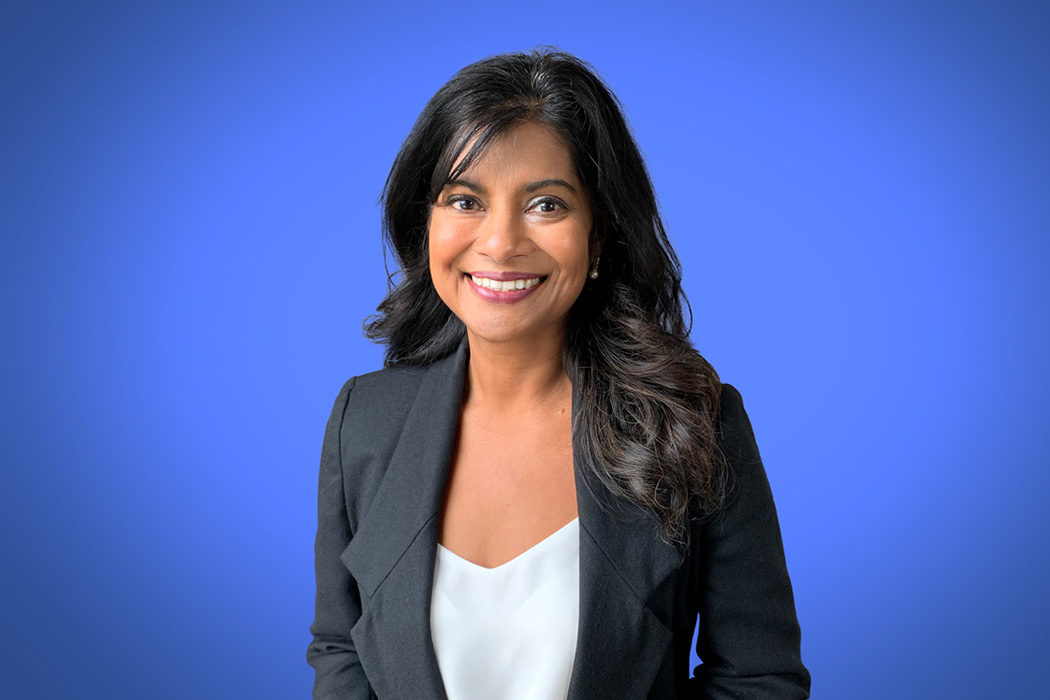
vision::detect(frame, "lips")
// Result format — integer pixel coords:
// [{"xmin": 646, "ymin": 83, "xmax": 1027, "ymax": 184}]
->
[{"xmin": 465, "ymin": 271, "xmax": 546, "ymax": 303}]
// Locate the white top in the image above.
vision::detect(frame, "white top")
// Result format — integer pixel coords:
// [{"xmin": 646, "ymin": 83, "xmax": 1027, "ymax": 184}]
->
[{"xmin": 430, "ymin": 518, "xmax": 580, "ymax": 700}]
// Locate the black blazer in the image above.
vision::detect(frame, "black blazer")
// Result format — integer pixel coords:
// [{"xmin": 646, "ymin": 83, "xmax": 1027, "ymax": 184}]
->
[{"xmin": 307, "ymin": 340, "xmax": 810, "ymax": 699}]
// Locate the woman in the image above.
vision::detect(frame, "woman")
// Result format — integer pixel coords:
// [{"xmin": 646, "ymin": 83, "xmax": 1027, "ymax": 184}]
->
[{"xmin": 307, "ymin": 48, "xmax": 810, "ymax": 700}]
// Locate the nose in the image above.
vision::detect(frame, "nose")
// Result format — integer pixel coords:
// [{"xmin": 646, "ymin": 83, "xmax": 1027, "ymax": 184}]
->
[{"xmin": 474, "ymin": 203, "xmax": 532, "ymax": 264}]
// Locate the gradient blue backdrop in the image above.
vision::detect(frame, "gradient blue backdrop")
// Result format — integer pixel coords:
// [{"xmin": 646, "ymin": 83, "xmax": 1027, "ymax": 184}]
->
[{"xmin": 3, "ymin": 1, "xmax": 1048, "ymax": 697}]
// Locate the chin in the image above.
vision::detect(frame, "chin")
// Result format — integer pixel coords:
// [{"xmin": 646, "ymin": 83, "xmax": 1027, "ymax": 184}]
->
[
  {"xmin": 463, "ymin": 324, "xmax": 531, "ymax": 346},
  {"xmin": 462, "ymin": 315, "xmax": 569, "ymax": 349}
]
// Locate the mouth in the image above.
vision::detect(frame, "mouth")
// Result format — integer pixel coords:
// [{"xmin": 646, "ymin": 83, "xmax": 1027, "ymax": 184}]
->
[
  {"xmin": 467, "ymin": 273, "xmax": 544, "ymax": 291},
  {"xmin": 464, "ymin": 272, "xmax": 547, "ymax": 303}
]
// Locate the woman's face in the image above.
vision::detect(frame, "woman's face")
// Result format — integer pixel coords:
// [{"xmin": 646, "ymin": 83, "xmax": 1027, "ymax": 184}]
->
[{"xmin": 428, "ymin": 121, "xmax": 594, "ymax": 349}]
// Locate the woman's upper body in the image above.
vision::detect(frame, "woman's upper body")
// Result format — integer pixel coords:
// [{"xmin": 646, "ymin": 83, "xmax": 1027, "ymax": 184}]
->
[
  {"xmin": 307, "ymin": 342, "xmax": 809, "ymax": 699},
  {"xmin": 307, "ymin": 47, "xmax": 810, "ymax": 698}
]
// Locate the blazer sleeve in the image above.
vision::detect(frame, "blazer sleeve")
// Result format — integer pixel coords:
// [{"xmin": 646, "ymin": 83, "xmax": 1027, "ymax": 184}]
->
[
  {"xmin": 306, "ymin": 377, "xmax": 376, "ymax": 700},
  {"xmin": 689, "ymin": 383, "xmax": 811, "ymax": 699}
]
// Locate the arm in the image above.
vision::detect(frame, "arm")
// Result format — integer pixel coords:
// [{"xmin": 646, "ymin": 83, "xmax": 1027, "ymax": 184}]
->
[
  {"xmin": 690, "ymin": 383, "xmax": 811, "ymax": 699},
  {"xmin": 306, "ymin": 377, "xmax": 375, "ymax": 699}
]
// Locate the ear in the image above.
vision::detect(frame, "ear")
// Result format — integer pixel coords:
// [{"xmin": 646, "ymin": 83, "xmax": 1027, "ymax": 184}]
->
[{"xmin": 590, "ymin": 215, "xmax": 608, "ymax": 260}]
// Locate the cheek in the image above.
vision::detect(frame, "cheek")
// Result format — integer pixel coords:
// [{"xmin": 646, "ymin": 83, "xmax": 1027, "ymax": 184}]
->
[
  {"xmin": 557, "ymin": 231, "xmax": 592, "ymax": 280},
  {"xmin": 426, "ymin": 218, "xmax": 469, "ymax": 311},
  {"xmin": 427, "ymin": 217, "xmax": 471, "ymax": 272},
  {"xmin": 547, "ymin": 235, "xmax": 592, "ymax": 305}
]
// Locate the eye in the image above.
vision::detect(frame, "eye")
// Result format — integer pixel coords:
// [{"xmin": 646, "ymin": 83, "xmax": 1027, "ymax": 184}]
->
[
  {"xmin": 529, "ymin": 197, "xmax": 567, "ymax": 214},
  {"xmin": 446, "ymin": 195, "xmax": 480, "ymax": 211}
]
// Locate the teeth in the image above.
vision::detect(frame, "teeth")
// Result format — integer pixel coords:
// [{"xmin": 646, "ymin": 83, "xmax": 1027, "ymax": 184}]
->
[{"xmin": 470, "ymin": 275, "xmax": 542, "ymax": 292}]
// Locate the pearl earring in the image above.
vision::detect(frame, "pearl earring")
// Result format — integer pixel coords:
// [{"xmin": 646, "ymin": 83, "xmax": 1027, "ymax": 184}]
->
[{"xmin": 589, "ymin": 256, "xmax": 600, "ymax": 280}]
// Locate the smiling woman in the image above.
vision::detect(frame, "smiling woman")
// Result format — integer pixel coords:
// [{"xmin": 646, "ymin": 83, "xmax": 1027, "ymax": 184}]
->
[{"xmin": 307, "ymin": 48, "xmax": 811, "ymax": 700}]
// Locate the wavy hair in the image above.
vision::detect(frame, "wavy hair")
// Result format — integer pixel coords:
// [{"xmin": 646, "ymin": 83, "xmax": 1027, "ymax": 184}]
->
[{"xmin": 365, "ymin": 48, "xmax": 727, "ymax": 548}]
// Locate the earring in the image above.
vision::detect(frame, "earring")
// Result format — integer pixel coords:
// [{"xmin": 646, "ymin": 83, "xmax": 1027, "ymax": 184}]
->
[{"xmin": 589, "ymin": 256, "xmax": 600, "ymax": 280}]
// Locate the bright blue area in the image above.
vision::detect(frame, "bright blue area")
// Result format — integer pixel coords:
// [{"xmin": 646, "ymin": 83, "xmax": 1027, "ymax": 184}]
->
[{"xmin": 2, "ymin": 1, "xmax": 1048, "ymax": 697}]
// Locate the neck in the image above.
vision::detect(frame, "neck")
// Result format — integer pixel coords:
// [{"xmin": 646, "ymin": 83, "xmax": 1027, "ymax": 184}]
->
[{"xmin": 463, "ymin": 326, "xmax": 571, "ymax": 411}]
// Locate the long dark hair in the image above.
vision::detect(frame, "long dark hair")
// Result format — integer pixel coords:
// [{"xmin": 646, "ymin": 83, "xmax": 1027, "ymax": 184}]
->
[{"xmin": 365, "ymin": 48, "xmax": 727, "ymax": 547}]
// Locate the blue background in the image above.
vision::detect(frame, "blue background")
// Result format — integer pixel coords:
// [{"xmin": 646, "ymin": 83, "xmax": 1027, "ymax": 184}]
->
[{"xmin": 2, "ymin": 1, "xmax": 1048, "ymax": 697}]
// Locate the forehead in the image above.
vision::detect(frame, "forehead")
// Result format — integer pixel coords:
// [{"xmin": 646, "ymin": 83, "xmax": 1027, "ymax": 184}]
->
[{"xmin": 451, "ymin": 122, "xmax": 578, "ymax": 182}]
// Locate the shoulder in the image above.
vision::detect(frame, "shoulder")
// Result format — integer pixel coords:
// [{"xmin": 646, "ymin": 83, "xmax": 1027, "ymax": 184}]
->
[
  {"xmin": 335, "ymin": 340, "xmax": 468, "ymax": 421},
  {"xmin": 328, "ymin": 363, "xmax": 431, "ymax": 436},
  {"xmin": 322, "ymin": 364, "xmax": 435, "ymax": 517},
  {"xmin": 715, "ymin": 382, "xmax": 762, "ymax": 467},
  {"xmin": 715, "ymin": 381, "xmax": 747, "ymax": 426},
  {"xmin": 704, "ymin": 382, "xmax": 780, "ymax": 532},
  {"xmin": 349, "ymin": 363, "xmax": 430, "ymax": 405}
]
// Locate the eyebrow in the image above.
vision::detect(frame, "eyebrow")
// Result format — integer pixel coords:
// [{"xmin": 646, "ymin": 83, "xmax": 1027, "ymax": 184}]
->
[{"xmin": 445, "ymin": 178, "xmax": 579, "ymax": 195}]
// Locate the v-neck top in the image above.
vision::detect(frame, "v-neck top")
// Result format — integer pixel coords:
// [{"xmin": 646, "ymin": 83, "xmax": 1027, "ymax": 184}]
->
[{"xmin": 430, "ymin": 518, "xmax": 580, "ymax": 700}]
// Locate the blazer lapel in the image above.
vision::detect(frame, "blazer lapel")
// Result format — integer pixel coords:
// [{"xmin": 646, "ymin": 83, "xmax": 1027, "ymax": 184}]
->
[
  {"xmin": 566, "ymin": 384, "xmax": 685, "ymax": 700},
  {"xmin": 342, "ymin": 341, "xmax": 469, "ymax": 700},
  {"xmin": 342, "ymin": 341, "xmax": 684, "ymax": 700}
]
